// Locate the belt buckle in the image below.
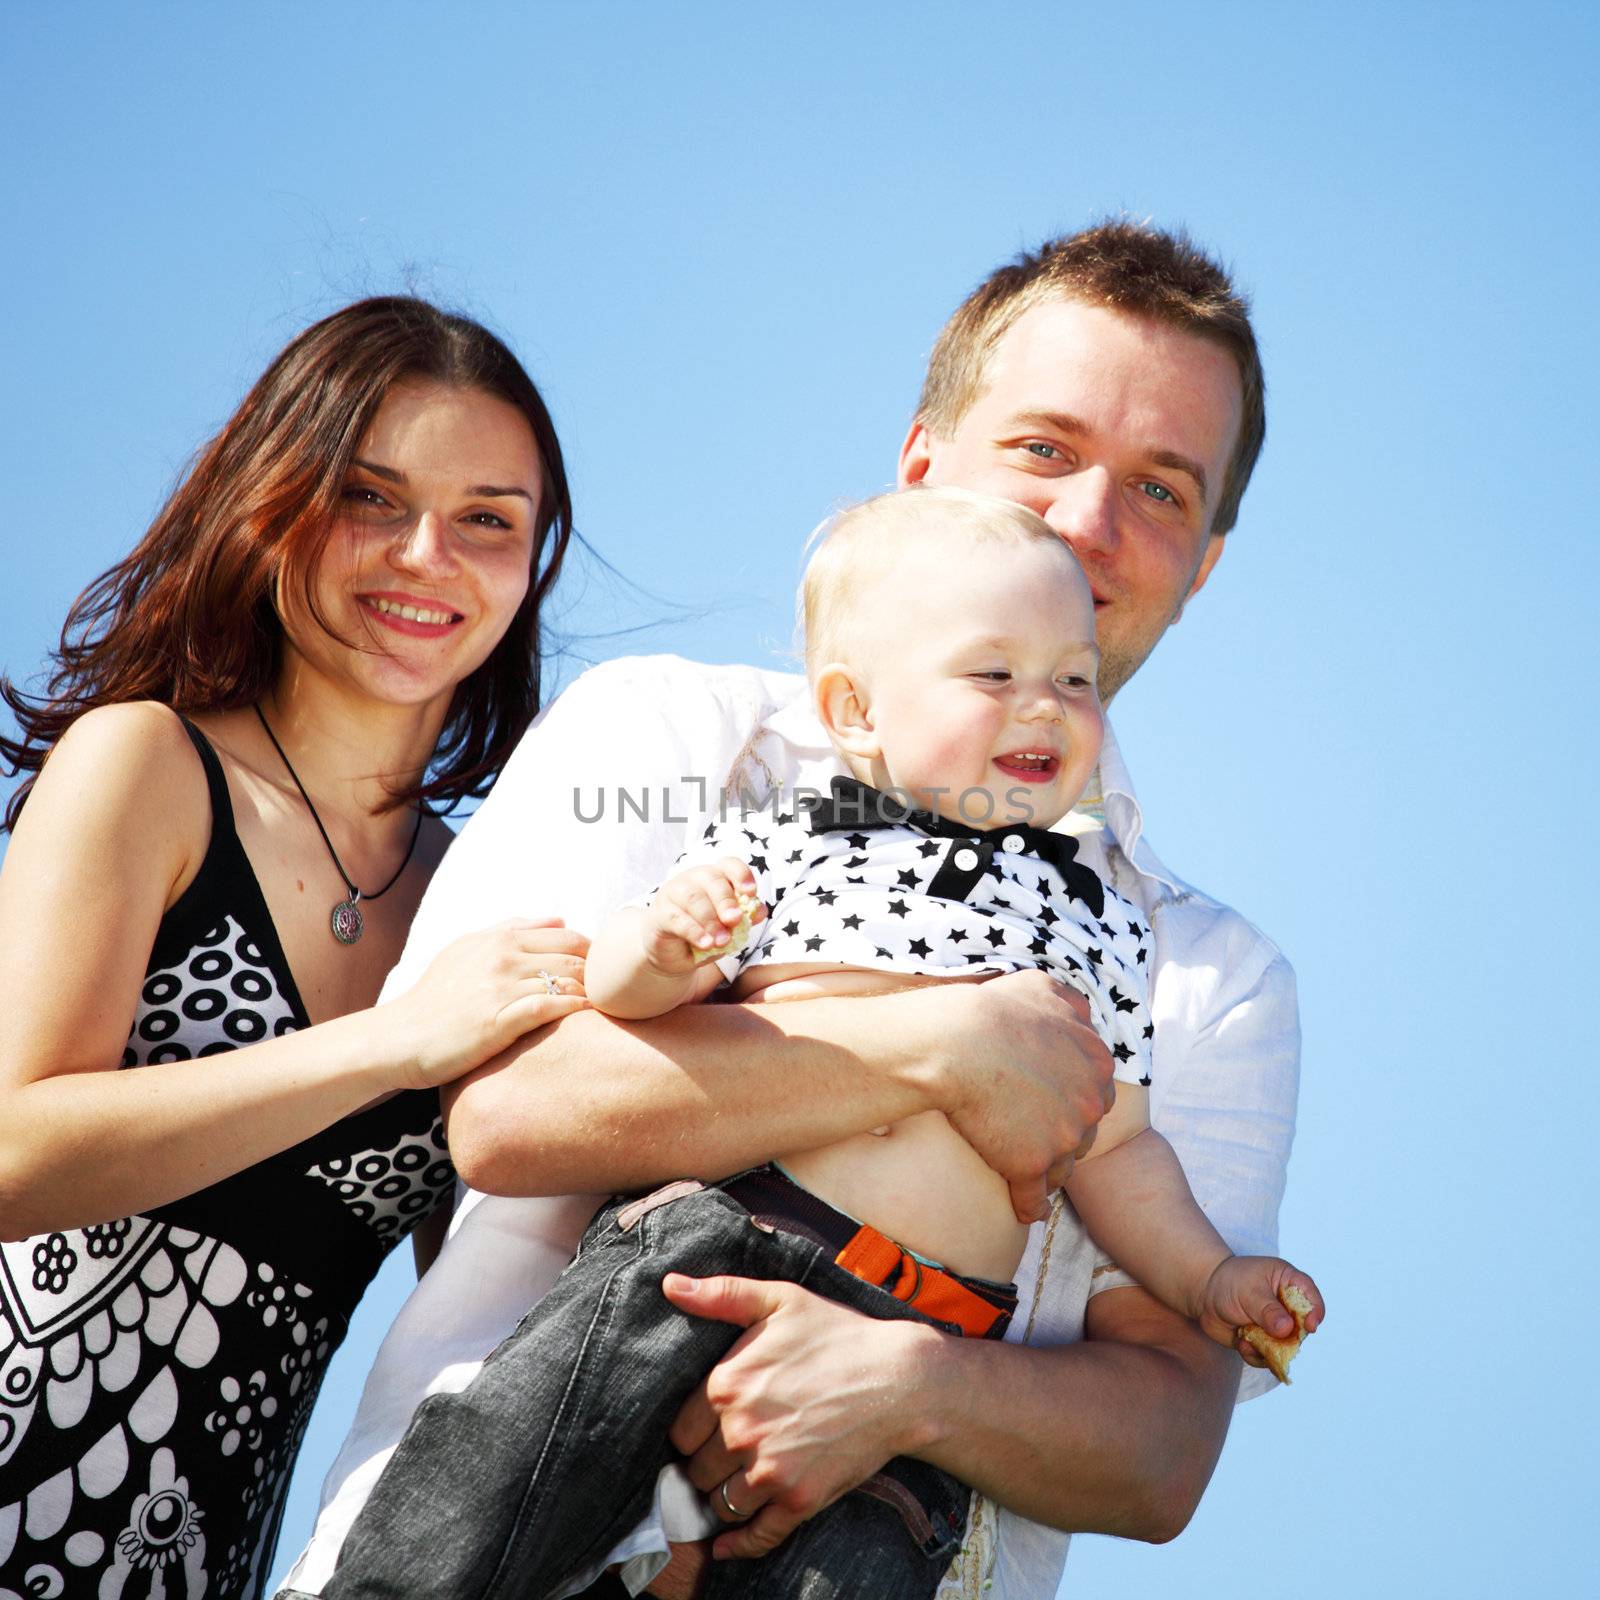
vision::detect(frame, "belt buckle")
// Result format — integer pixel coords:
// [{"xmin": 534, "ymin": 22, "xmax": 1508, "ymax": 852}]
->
[{"xmin": 892, "ymin": 1251, "xmax": 924, "ymax": 1305}]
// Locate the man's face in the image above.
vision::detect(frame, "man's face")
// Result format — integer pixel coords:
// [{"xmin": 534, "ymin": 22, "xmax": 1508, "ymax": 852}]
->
[{"xmin": 898, "ymin": 298, "xmax": 1243, "ymax": 702}]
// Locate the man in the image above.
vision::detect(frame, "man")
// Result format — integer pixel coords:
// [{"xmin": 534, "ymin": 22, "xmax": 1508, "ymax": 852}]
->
[{"xmin": 281, "ymin": 220, "xmax": 1297, "ymax": 1600}]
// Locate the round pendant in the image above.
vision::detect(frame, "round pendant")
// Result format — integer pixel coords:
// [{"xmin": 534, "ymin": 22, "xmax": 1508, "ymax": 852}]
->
[{"xmin": 331, "ymin": 898, "xmax": 365, "ymax": 945}]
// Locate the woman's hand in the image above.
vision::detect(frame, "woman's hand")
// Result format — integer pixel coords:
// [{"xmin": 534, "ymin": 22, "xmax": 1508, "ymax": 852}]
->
[
  {"xmin": 0, "ymin": 713, "xmax": 592, "ymax": 1235},
  {"xmin": 382, "ymin": 918, "xmax": 589, "ymax": 1091}
]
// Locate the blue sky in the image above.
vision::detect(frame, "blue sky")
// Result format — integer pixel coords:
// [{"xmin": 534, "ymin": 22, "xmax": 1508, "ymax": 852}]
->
[{"xmin": 4, "ymin": 4, "xmax": 1597, "ymax": 1594}]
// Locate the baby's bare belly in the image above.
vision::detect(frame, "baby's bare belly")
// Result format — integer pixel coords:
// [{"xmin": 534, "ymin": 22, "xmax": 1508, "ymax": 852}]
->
[{"xmin": 732, "ymin": 964, "xmax": 1030, "ymax": 1283}]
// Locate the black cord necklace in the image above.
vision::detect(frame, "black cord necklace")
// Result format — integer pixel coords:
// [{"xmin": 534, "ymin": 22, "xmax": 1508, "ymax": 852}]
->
[{"xmin": 254, "ymin": 704, "xmax": 423, "ymax": 946}]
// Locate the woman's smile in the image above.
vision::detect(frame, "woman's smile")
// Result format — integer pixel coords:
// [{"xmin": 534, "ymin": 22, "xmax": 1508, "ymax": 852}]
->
[{"xmin": 358, "ymin": 590, "xmax": 467, "ymax": 636}]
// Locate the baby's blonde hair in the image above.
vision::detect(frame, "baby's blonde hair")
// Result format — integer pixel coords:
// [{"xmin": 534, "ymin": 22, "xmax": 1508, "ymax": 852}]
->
[{"xmin": 799, "ymin": 485, "xmax": 1078, "ymax": 677}]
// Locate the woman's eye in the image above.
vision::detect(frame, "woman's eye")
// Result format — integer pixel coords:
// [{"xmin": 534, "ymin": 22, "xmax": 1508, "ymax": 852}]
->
[
  {"xmin": 341, "ymin": 485, "xmax": 388, "ymax": 508},
  {"xmin": 465, "ymin": 511, "xmax": 513, "ymax": 530}
]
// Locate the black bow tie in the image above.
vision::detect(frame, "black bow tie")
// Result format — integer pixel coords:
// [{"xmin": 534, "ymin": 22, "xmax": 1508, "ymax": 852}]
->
[{"xmin": 798, "ymin": 777, "xmax": 1105, "ymax": 917}]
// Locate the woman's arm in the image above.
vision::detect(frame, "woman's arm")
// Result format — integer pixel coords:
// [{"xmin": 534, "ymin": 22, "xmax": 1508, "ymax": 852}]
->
[
  {"xmin": 444, "ymin": 967, "xmax": 1116, "ymax": 1222},
  {"xmin": 0, "ymin": 705, "xmax": 586, "ymax": 1238}
]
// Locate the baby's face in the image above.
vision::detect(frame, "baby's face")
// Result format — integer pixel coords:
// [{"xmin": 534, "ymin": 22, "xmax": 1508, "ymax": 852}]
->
[{"xmin": 858, "ymin": 540, "xmax": 1102, "ymax": 830}]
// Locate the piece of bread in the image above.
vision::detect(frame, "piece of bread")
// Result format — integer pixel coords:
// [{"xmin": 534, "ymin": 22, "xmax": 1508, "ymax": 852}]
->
[
  {"xmin": 691, "ymin": 893, "xmax": 762, "ymax": 967},
  {"xmin": 1239, "ymin": 1283, "xmax": 1315, "ymax": 1384}
]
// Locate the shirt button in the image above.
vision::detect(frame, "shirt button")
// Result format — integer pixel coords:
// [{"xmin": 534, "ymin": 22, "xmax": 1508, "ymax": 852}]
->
[
  {"xmin": 953, "ymin": 847, "xmax": 979, "ymax": 870},
  {"xmin": 1002, "ymin": 834, "xmax": 1025, "ymax": 852}
]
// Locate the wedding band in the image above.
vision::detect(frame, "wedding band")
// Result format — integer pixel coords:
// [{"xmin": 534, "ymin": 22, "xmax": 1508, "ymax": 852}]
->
[
  {"xmin": 717, "ymin": 1478, "xmax": 753, "ymax": 1521},
  {"xmin": 537, "ymin": 969, "xmax": 561, "ymax": 996}
]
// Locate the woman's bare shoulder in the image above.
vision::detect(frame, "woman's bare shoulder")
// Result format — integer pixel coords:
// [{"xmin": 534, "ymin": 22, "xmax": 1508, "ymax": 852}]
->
[
  {"xmin": 47, "ymin": 699, "xmax": 197, "ymax": 765},
  {"xmin": 27, "ymin": 702, "xmax": 212, "ymax": 873}
]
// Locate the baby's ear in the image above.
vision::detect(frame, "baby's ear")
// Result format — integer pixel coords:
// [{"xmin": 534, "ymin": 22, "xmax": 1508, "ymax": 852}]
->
[{"xmin": 814, "ymin": 663, "xmax": 880, "ymax": 759}]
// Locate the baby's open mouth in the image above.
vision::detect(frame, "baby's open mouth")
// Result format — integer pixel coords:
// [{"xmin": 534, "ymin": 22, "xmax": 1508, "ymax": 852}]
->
[{"xmin": 994, "ymin": 751, "xmax": 1060, "ymax": 778}]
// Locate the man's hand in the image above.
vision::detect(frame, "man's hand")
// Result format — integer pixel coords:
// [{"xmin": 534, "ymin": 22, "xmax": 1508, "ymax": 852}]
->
[
  {"xmin": 934, "ymin": 971, "xmax": 1116, "ymax": 1221},
  {"xmin": 662, "ymin": 1272, "xmax": 941, "ymax": 1561}
]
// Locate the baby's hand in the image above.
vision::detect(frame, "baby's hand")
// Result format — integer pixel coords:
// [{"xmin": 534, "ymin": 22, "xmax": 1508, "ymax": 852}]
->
[
  {"xmin": 644, "ymin": 859, "xmax": 765, "ymax": 976},
  {"xmin": 1198, "ymin": 1256, "xmax": 1325, "ymax": 1380}
]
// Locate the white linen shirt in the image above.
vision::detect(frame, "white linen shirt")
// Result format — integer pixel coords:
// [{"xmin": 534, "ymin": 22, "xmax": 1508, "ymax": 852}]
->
[{"xmin": 281, "ymin": 655, "xmax": 1300, "ymax": 1600}]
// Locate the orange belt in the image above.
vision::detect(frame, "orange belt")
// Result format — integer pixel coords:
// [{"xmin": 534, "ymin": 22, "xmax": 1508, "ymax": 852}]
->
[
  {"xmin": 718, "ymin": 1165, "xmax": 1015, "ymax": 1340},
  {"xmin": 833, "ymin": 1223, "xmax": 1012, "ymax": 1339}
]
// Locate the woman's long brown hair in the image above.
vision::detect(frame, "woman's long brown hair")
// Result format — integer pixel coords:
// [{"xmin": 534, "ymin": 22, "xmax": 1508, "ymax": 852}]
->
[{"xmin": 2, "ymin": 297, "xmax": 572, "ymax": 830}]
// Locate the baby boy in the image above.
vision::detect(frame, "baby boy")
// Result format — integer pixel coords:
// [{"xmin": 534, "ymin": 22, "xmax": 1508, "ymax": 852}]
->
[{"xmin": 324, "ymin": 487, "xmax": 1323, "ymax": 1600}]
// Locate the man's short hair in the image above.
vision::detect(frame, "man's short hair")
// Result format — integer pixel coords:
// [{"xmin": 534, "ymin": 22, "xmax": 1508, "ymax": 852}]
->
[{"xmin": 916, "ymin": 220, "xmax": 1266, "ymax": 535}]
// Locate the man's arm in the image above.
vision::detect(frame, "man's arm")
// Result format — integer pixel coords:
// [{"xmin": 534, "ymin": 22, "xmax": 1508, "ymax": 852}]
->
[
  {"xmin": 662, "ymin": 1273, "xmax": 1235, "ymax": 1560},
  {"xmin": 401, "ymin": 655, "xmax": 1092, "ymax": 1212},
  {"xmin": 923, "ymin": 1284, "xmax": 1238, "ymax": 1537},
  {"xmin": 952, "ymin": 1284, "xmax": 1238, "ymax": 1537},
  {"xmin": 661, "ymin": 939, "xmax": 1301, "ymax": 1559},
  {"xmin": 444, "ymin": 970, "xmax": 1115, "ymax": 1223}
]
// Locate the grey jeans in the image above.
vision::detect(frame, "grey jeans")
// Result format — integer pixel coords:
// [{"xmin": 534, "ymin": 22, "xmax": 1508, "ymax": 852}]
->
[{"xmin": 313, "ymin": 1175, "xmax": 985, "ymax": 1600}]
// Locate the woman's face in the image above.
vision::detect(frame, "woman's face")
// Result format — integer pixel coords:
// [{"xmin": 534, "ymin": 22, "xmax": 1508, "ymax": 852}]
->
[{"xmin": 282, "ymin": 379, "xmax": 543, "ymax": 720}]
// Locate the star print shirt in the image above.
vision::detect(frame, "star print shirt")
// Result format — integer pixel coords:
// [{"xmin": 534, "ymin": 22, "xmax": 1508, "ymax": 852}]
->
[{"xmin": 660, "ymin": 787, "xmax": 1154, "ymax": 1087}]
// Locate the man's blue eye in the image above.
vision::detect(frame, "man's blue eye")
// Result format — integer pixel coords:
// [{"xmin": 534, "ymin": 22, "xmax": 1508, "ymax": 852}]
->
[
  {"xmin": 1140, "ymin": 481, "xmax": 1175, "ymax": 503},
  {"xmin": 1025, "ymin": 443, "xmax": 1059, "ymax": 460}
]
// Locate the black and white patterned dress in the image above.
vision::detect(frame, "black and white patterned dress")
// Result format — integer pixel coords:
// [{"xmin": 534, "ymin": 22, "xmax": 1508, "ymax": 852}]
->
[{"xmin": 0, "ymin": 719, "xmax": 455, "ymax": 1600}]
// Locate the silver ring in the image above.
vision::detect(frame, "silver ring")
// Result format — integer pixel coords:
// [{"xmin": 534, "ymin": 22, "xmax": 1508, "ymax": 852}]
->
[
  {"xmin": 537, "ymin": 969, "xmax": 561, "ymax": 997},
  {"xmin": 717, "ymin": 1477, "xmax": 753, "ymax": 1521}
]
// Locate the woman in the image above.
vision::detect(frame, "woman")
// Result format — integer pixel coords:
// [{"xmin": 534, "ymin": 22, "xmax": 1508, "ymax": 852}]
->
[{"xmin": 0, "ymin": 298, "xmax": 587, "ymax": 1599}]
